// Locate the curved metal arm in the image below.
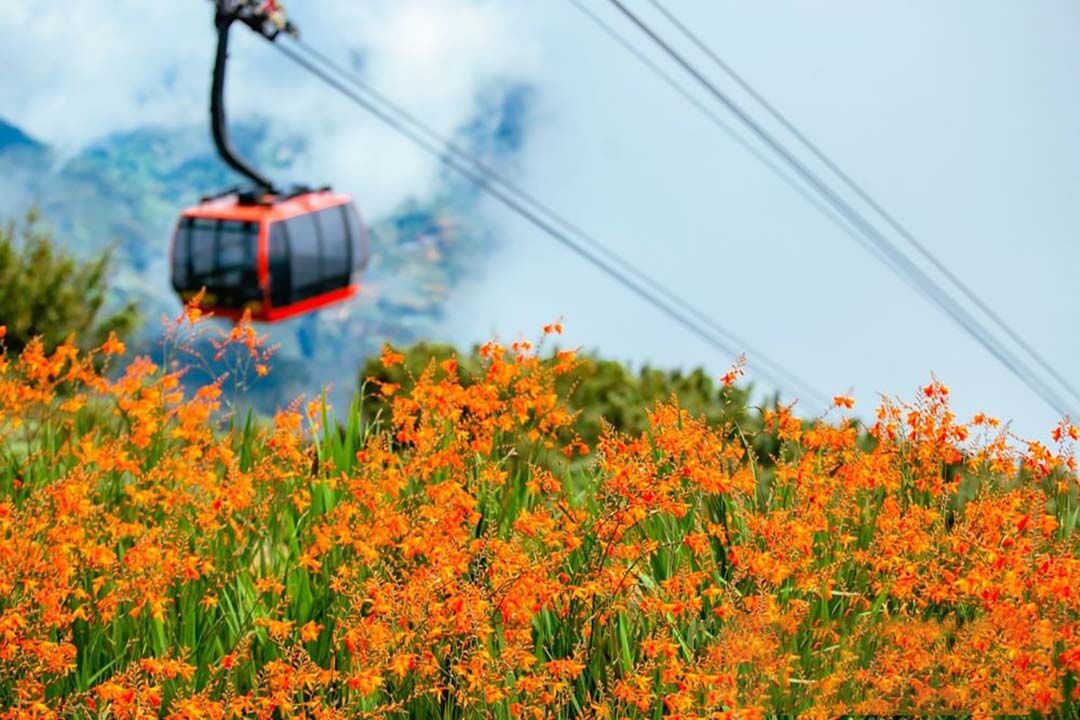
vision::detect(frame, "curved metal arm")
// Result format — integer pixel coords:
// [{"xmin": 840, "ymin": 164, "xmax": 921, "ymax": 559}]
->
[{"xmin": 212, "ymin": 10, "xmax": 276, "ymax": 192}]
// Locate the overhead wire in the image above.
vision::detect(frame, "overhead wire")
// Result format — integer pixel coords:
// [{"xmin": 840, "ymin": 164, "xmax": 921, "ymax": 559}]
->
[
  {"xmin": 563, "ymin": 0, "xmax": 1030, "ymax": 385},
  {"xmin": 641, "ymin": 0, "xmax": 1080, "ymax": 409},
  {"xmin": 563, "ymin": 0, "xmax": 901, "ymax": 276},
  {"xmin": 588, "ymin": 0, "xmax": 1077, "ymax": 418},
  {"xmin": 291, "ymin": 38, "xmax": 827, "ymax": 406},
  {"xmin": 565, "ymin": 0, "xmax": 927, "ymax": 308},
  {"xmin": 271, "ymin": 37, "xmax": 830, "ymax": 408}
]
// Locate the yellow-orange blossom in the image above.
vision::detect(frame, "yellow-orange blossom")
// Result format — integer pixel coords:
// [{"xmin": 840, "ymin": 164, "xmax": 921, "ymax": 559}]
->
[{"xmin": 0, "ymin": 309, "xmax": 1076, "ymax": 718}]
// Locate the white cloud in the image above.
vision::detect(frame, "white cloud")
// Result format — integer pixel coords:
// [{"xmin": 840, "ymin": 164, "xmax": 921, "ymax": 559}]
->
[
  {"xmin": 1, "ymin": 2, "xmax": 208, "ymax": 148},
  {"xmin": 0, "ymin": 0, "xmax": 539, "ymax": 217}
]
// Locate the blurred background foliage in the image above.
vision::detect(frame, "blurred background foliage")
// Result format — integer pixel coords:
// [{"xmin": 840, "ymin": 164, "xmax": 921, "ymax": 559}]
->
[{"xmin": 0, "ymin": 210, "xmax": 137, "ymax": 355}]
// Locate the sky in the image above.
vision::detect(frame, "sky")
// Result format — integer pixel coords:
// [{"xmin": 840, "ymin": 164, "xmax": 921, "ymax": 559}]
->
[{"xmin": 3, "ymin": 0, "xmax": 1078, "ymax": 438}]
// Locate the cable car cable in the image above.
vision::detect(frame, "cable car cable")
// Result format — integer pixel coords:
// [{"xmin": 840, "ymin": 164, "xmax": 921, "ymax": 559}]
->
[
  {"xmin": 641, "ymin": 0, "xmax": 1080, "ymax": 409},
  {"xmin": 594, "ymin": 0, "xmax": 1076, "ymax": 418},
  {"xmin": 564, "ymin": 0, "xmax": 916, "ymax": 299},
  {"xmin": 286, "ymin": 37, "xmax": 829, "ymax": 408},
  {"xmin": 591, "ymin": 0, "xmax": 1077, "ymax": 418},
  {"xmin": 598, "ymin": 0, "xmax": 1077, "ymax": 418},
  {"xmin": 272, "ymin": 39, "xmax": 830, "ymax": 408},
  {"xmin": 277, "ymin": 38, "xmax": 826, "ymax": 407}
]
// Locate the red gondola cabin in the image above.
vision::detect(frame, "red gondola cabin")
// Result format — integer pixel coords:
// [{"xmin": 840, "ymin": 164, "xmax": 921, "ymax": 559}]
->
[
  {"xmin": 170, "ymin": 2, "xmax": 370, "ymax": 322},
  {"xmin": 171, "ymin": 190, "xmax": 369, "ymax": 322}
]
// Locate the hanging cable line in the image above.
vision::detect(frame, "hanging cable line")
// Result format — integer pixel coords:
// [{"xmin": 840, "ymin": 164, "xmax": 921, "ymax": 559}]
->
[
  {"xmin": 591, "ymin": 0, "xmax": 1076, "ymax": 418},
  {"xmin": 565, "ymin": 0, "xmax": 997, "ymax": 349},
  {"xmin": 641, "ymin": 0, "xmax": 1080, "ymax": 409},
  {"xmin": 565, "ymin": 0, "xmax": 913, "ymax": 291},
  {"xmin": 289, "ymin": 38, "xmax": 826, "ymax": 407},
  {"xmin": 272, "ymin": 38, "xmax": 830, "ymax": 408}
]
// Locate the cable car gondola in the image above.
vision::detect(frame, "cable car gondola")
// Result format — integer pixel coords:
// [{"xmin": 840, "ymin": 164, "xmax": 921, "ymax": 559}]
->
[{"xmin": 170, "ymin": 0, "xmax": 368, "ymax": 322}]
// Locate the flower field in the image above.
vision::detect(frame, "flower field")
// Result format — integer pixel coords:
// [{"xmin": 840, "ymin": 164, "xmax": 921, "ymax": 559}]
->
[{"xmin": 0, "ymin": 313, "xmax": 1078, "ymax": 718}]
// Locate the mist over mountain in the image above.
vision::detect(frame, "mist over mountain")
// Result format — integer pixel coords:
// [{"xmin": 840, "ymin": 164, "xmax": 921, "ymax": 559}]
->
[{"xmin": 0, "ymin": 82, "xmax": 533, "ymax": 411}]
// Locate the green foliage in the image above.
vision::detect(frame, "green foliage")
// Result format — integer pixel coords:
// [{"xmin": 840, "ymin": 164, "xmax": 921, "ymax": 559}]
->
[
  {"xmin": 0, "ymin": 210, "xmax": 137, "ymax": 354},
  {"xmin": 358, "ymin": 341, "xmax": 772, "ymax": 447}
]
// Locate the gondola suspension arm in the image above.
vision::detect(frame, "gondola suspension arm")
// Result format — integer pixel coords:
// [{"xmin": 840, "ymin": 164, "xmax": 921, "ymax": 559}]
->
[{"xmin": 210, "ymin": 1, "xmax": 298, "ymax": 194}]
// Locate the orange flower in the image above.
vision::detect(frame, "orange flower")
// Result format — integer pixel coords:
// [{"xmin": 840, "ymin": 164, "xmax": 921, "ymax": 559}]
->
[
  {"xmin": 346, "ymin": 670, "xmax": 384, "ymax": 696},
  {"xmin": 374, "ymin": 380, "xmax": 400, "ymax": 397},
  {"xmin": 101, "ymin": 331, "xmax": 126, "ymax": 356},
  {"xmin": 380, "ymin": 345, "xmax": 405, "ymax": 368},
  {"xmin": 300, "ymin": 621, "xmax": 322, "ymax": 643},
  {"xmin": 721, "ymin": 355, "xmax": 746, "ymax": 386},
  {"xmin": 183, "ymin": 289, "xmax": 208, "ymax": 324},
  {"xmin": 1, "ymin": 323, "xmax": 1077, "ymax": 717},
  {"xmin": 258, "ymin": 618, "xmax": 294, "ymax": 641},
  {"xmin": 389, "ymin": 652, "xmax": 415, "ymax": 679}
]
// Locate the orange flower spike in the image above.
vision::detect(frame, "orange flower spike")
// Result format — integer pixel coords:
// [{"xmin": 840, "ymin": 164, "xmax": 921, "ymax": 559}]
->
[
  {"xmin": 389, "ymin": 653, "xmax": 416, "ymax": 679},
  {"xmin": 257, "ymin": 618, "xmax": 295, "ymax": 642},
  {"xmin": 721, "ymin": 355, "xmax": 747, "ymax": 387},
  {"xmin": 96, "ymin": 330, "xmax": 126, "ymax": 356},
  {"xmin": 380, "ymin": 345, "xmax": 405, "ymax": 368},
  {"xmin": 833, "ymin": 395, "xmax": 855, "ymax": 409},
  {"xmin": 1015, "ymin": 513, "xmax": 1031, "ymax": 534},
  {"xmin": 183, "ymin": 289, "xmax": 207, "ymax": 325},
  {"xmin": 346, "ymin": 670, "xmax": 384, "ymax": 696},
  {"xmin": 543, "ymin": 322, "xmax": 564, "ymax": 336}
]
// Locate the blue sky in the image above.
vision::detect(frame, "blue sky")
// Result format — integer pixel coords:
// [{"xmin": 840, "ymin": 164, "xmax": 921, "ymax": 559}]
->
[{"xmin": 3, "ymin": 1, "xmax": 1078, "ymax": 437}]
